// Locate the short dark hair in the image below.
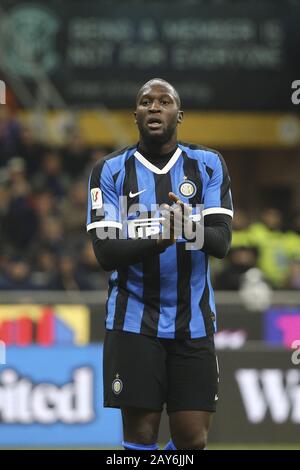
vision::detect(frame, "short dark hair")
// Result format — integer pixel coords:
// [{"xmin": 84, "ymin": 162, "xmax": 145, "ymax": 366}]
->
[{"xmin": 136, "ymin": 78, "xmax": 181, "ymax": 108}]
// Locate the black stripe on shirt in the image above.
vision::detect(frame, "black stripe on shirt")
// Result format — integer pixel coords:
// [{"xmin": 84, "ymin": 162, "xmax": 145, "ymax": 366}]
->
[
  {"xmin": 175, "ymin": 243, "xmax": 192, "ymax": 338},
  {"xmin": 205, "ymin": 165, "xmax": 213, "ymax": 179},
  {"xmin": 113, "ymin": 155, "xmax": 139, "ymax": 329},
  {"xmin": 122, "ymin": 154, "xmax": 139, "ymax": 216},
  {"xmin": 199, "ymin": 254, "xmax": 215, "ymax": 337},
  {"xmin": 140, "ymin": 171, "xmax": 172, "ymax": 336},
  {"xmin": 219, "ymin": 155, "xmax": 232, "ymax": 210},
  {"xmin": 113, "ymin": 170, "xmax": 120, "ymax": 185},
  {"xmin": 182, "ymin": 151, "xmax": 203, "ymax": 206},
  {"xmin": 112, "ymin": 267, "xmax": 129, "ymax": 330}
]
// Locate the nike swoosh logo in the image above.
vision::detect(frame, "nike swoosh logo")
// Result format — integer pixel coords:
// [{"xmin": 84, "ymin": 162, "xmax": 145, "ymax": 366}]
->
[{"xmin": 129, "ymin": 189, "xmax": 147, "ymax": 198}]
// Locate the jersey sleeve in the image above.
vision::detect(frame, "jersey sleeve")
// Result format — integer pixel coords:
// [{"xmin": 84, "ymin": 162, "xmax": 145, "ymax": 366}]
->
[
  {"xmin": 203, "ymin": 153, "xmax": 233, "ymax": 218},
  {"xmin": 86, "ymin": 159, "xmax": 122, "ymax": 232}
]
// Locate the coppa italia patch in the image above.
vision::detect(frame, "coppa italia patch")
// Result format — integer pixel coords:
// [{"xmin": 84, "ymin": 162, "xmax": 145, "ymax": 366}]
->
[{"xmin": 91, "ymin": 188, "xmax": 103, "ymax": 209}]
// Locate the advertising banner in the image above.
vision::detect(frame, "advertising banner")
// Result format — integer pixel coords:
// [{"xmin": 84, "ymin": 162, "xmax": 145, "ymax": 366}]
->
[
  {"xmin": 0, "ymin": 1, "xmax": 298, "ymax": 110},
  {"xmin": 0, "ymin": 345, "xmax": 122, "ymax": 447},
  {"xmin": 209, "ymin": 348, "xmax": 300, "ymax": 443},
  {"xmin": 0, "ymin": 305, "xmax": 90, "ymax": 346},
  {"xmin": 264, "ymin": 307, "xmax": 300, "ymax": 348}
]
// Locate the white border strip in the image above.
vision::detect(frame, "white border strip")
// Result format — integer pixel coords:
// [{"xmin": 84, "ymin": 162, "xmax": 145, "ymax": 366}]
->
[
  {"xmin": 87, "ymin": 221, "xmax": 122, "ymax": 232},
  {"xmin": 134, "ymin": 147, "xmax": 182, "ymax": 174},
  {"xmin": 202, "ymin": 207, "xmax": 233, "ymax": 218}
]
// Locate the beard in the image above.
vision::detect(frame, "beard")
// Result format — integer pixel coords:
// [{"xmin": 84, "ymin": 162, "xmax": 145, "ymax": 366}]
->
[{"xmin": 137, "ymin": 119, "xmax": 177, "ymax": 147}]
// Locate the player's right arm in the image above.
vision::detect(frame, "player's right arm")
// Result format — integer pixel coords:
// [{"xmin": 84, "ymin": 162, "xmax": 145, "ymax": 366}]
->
[
  {"xmin": 87, "ymin": 160, "xmax": 167, "ymax": 271},
  {"xmin": 90, "ymin": 231, "xmax": 167, "ymax": 271}
]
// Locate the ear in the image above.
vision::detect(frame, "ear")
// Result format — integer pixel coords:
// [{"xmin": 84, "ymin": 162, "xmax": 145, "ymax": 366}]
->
[{"xmin": 177, "ymin": 110, "xmax": 184, "ymax": 125}]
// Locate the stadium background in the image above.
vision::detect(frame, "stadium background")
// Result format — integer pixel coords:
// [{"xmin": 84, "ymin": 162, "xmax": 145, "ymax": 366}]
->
[{"xmin": 0, "ymin": 0, "xmax": 300, "ymax": 449}]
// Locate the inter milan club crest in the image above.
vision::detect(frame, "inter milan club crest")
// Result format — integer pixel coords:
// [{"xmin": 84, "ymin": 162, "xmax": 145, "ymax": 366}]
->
[
  {"xmin": 112, "ymin": 374, "xmax": 123, "ymax": 395},
  {"xmin": 179, "ymin": 177, "xmax": 197, "ymax": 198}
]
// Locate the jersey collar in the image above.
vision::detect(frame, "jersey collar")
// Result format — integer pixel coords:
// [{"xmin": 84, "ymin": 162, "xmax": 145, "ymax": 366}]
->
[{"xmin": 133, "ymin": 147, "xmax": 182, "ymax": 174}]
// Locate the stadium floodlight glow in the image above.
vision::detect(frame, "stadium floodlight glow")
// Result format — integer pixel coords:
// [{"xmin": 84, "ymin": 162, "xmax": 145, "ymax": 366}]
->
[
  {"xmin": 0, "ymin": 341, "xmax": 6, "ymax": 365},
  {"xmin": 0, "ymin": 80, "xmax": 6, "ymax": 104}
]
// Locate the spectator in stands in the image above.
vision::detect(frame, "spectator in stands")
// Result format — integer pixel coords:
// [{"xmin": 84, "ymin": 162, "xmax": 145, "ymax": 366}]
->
[
  {"xmin": 285, "ymin": 260, "xmax": 300, "ymax": 290},
  {"xmin": 30, "ymin": 245, "xmax": 59, "ymax": 290},
  {"xmin": 210, "ymin": 208, "xmax": 252, "ymax": 283},
  {"xmin": 41, "ymin": 215, "xmax": 63, "ymax": 245},
  {"xmin": 285, "ymin": 211, "xmax": 300, "ymax": 262},
  {"xmin": 60, "ymin": 180, "xmax": 87, "ymax": 250},
  {"xmin": 249, "ymin": 208, "xmax": 290, "ymax": 288},
  {"xmin": 0, "ymin": 258, "xmax": 36, "ymax": 290},
  {"xmin": 77, "ymin": 241, "xmax": 110, "ymax": 290},
  {"xmin": 52, "ymin": 255, "xmax": 94, "ymax": 291},
  {"xmin": 0, "ymin": 185, "xmax": 11, "ymax": 244},
  {"xmin": 33, "ymin": 216, "xmax": 64, "ymax": 256},
  {"xmin": 33, "ymin": 189, "xmax": 60, "ymax": 219},
  {"xmin": 214, "ymin": 247, "xmax": 259, "ymax": 291},
  {"xmin": 0, "ymin": 108, "xmax": 21, "ymax": 161},
  {"xmin": 33, "ymin": 151, "xmax": 69, "ymax": 198},
  {"xmin": 17, "ymin": 125, "xmax": 45, "ymax": 176},
  {"xmin": 231, "ymin": 209, "xmax": 252, "ymax": 247},
  {"xmin": 62, "ymin": 131, "xmax": 89, "ymax": 178},
  {"xmin": 2, "ymin": 157, "xmax": 39, "ymax": 251}
]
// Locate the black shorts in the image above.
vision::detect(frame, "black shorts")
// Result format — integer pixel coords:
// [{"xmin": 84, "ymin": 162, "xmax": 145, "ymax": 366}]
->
[{"xmin": 103, "ymin": 329, "xmax": 219, "ymax": 413}]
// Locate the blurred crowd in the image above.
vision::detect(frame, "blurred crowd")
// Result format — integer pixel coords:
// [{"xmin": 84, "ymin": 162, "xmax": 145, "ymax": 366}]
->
[
  {"xmin": 213, "ymin": 208, "xmax": 300, "ymax": 291},
  {"xmin": 0, "ymin": 109, "xmax": 111, "ymax": 291},
  {"xmin": 1, "ymin": 109, "xmax": 300, "ymax": 291}
]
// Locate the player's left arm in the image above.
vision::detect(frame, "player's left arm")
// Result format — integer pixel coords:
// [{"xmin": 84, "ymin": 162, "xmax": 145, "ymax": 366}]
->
[
  {"xmin": 162, "ymin": 192, "xmax": 232, "ymax": 259},
  {"xmin": 161, "ymin": 153, "xmax": 233, "ymax": 258}
]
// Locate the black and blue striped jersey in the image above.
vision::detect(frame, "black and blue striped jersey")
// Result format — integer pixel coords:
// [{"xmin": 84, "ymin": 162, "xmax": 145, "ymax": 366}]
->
[{"xmin": 87, "ymin": 142, "xmax": 233, "ymax": 339}]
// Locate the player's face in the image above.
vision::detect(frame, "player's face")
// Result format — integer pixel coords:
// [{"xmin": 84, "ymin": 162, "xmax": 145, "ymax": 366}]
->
[{"xmin": 135, "ymin": 84, "xmax": 183, "ymax": 144}]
